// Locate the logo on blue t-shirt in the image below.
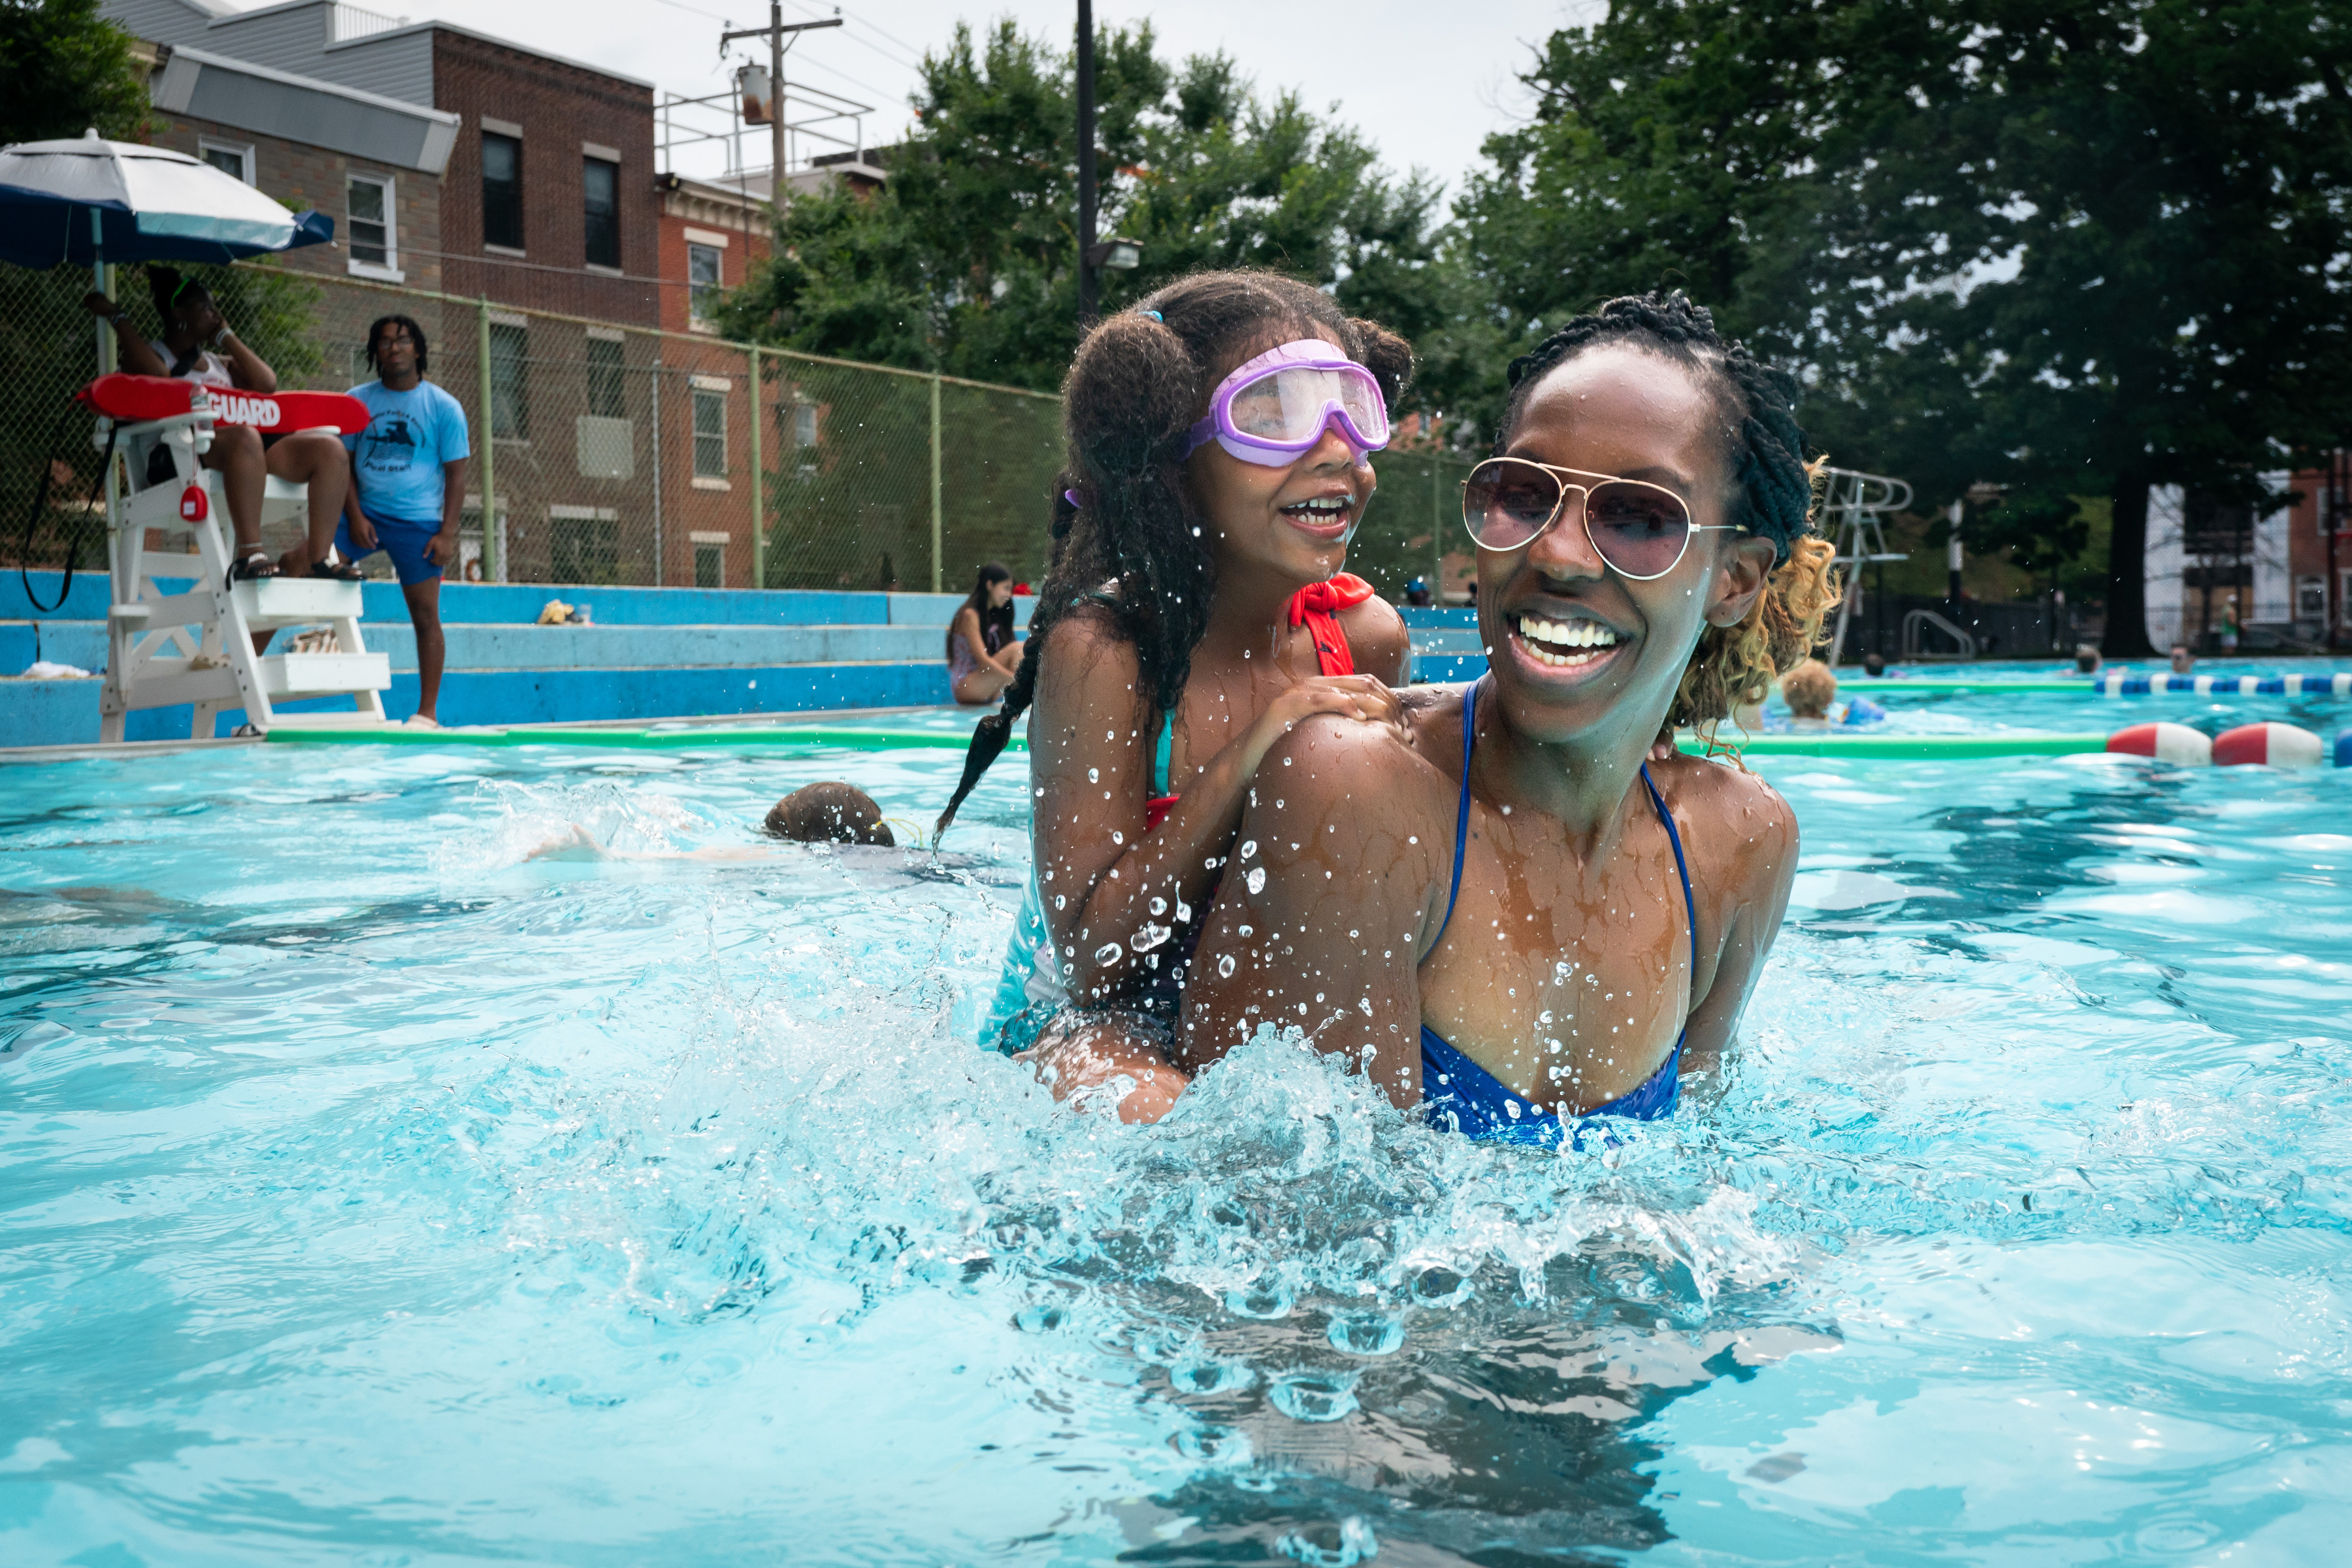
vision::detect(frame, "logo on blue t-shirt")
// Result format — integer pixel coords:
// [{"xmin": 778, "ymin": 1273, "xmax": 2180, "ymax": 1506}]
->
[{"xmin": 342, "ymin": 380, "xmax": 470, "ymax": 524}]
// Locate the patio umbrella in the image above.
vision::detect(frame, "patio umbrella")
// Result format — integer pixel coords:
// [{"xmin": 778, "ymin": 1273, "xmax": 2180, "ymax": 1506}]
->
[{"xmin": 0, "ymin": 129, "xmax": 335, "ymax": 268}]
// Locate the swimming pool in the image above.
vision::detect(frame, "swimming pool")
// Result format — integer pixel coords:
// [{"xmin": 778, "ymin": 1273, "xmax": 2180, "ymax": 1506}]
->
[{"xmin": 4, "ymin": 719, "xmax": 2349, "ymax": 1563}]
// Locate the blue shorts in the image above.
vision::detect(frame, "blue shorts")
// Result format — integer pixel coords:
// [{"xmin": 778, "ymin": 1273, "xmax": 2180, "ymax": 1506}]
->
[{"xmin": 335, "ymin": 514, "xmax": 445, "ymax": 586}]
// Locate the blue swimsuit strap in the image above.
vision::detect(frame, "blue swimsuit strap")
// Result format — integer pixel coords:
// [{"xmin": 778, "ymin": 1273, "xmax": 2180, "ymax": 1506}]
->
[
  {"xmin": 1639, "ymin": 763, "xmax": 1700, "ymax": 983},
  {"xmin": 1423, "ymin": 678, "xmax": 1481, "ymax": 959},
  {"xmin": 1421, "ymin": 680, "xmax": 1697, "ymax": 985}
]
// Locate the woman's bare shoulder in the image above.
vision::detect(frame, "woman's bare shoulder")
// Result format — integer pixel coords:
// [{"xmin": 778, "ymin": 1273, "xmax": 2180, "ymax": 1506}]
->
[{"xmin": 1649, "ymin": 751, "xmax": 1799, "ymax": 894}]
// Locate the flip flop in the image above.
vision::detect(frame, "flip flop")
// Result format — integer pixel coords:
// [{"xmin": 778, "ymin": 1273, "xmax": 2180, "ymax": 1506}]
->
[{"xmin": 228, "ymin": 551, "xmax": 282, "ymax": 586}]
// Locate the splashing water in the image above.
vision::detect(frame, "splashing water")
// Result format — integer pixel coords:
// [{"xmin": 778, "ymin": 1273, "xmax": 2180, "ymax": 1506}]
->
[{"xmin": 1, "ymin": 738, "xmax": 2349, "ymax": 1563}]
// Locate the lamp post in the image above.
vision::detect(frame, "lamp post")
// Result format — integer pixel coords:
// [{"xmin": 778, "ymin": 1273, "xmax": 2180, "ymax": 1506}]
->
[
  {"xmin": 1076, "ymin": 0, "xmax": 1097, "ymax": 325},
  {"xmin": 1071, "ymin": 5, "xmax": 1144, "ymax": 328}
]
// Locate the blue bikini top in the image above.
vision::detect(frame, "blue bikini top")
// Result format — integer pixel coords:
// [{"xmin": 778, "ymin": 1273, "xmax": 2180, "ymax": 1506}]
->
[{"xmin": 1417, "ymin": 679, "xmax": 1699, "ymax": 1145}]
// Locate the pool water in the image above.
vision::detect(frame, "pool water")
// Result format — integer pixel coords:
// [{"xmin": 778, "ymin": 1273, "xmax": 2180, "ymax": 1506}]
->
[
  {"xmin": 1774, "ymin": 657, "xmax": 2352, "ymax": 740},
  {"xmin": 4, "ymin": 715, "xmax": 2351, "ymax": 1565}
]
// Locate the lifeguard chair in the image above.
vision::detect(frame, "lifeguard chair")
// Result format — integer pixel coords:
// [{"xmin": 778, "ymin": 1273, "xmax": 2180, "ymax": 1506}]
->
[{"xmin": 84, "ymin": 373, "xmax": 393, "ymax": 742}]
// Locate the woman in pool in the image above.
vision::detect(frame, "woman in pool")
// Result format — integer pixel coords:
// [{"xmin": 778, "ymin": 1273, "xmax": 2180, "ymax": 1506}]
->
[
  {"xmin": 947, "ymin": 563, "xmax": 1027, "ymax": 705},
  {"xmin": 1180, "ymin": 291, "xmax": 1838, "ymax": 1142},
  {"xmin": 934, "ymin": 270, "xmax": 1415, "ymax": 1122}
]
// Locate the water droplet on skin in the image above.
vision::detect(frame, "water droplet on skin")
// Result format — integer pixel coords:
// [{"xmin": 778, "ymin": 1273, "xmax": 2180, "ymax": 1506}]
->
[
  {"xmin": 1240, "ymin": 840, "xmax": 1258, "ymax": 860},
  {"xmin": 1054, "ymin": 894, "xmax": 1066, "ymax": 909},
  {"xmin": 1111, "ymin": 830, "xmax": 1124, "ymax": 845},
  {"xmin": 1245, "ymin": 866, "xmax": 1267, "ymax": 896},
  {"xmin": 1132, "ymin": 922, "xmax": 1172, "ymax": 953},
  {"xmin": 1151, "ymin": 897, "xmax": 1167, "ymax": 916},
  {"xmin": 1094, "ymin": 942, "xmax": 1122, "ymax": 967},
  {"xmin": 1217, "ymin": 953, "xmax": 1237, "ymax": 978}
]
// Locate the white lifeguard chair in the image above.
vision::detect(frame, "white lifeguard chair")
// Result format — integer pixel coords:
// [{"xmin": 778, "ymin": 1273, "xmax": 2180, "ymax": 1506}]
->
[{"xmin": 86, "ymin": 374, "xmax": 392, "ymax": 742}]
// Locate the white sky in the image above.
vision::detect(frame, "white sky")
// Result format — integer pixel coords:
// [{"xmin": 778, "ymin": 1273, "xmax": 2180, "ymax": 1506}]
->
[{"xmin": 336, "ymin": 0, "xmax": 1602, "ymax": 205}]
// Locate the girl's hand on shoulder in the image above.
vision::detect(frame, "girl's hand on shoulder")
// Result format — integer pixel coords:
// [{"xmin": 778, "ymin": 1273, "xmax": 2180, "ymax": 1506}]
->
[{"xmin": 1245, "ymin": 675, "xmax": 1407, "ymax": 764}]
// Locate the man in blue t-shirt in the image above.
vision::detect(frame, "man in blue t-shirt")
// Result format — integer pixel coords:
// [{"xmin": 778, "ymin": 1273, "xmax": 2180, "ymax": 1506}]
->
[{"xmin": 337, "ymin": 314, "xmax": 471, "ymax": 726}]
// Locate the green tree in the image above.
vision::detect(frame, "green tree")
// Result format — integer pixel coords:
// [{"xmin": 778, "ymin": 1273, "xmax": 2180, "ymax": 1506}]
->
[
  {"xmin": 1458, "ymin": 1, "xmax": 2352, "ymax": 655},
  {"xmin": 719, "ymin": 20, "xmax": 1451, "ymax": 400},
  {"xmin": 0, "ymin": 0, "xmax": 146, "ymax": 146}
]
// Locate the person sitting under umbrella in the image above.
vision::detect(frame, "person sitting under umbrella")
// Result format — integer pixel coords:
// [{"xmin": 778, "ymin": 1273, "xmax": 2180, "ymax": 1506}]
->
[{"xmin": 82, "ymin": 267, "xmax": 359, "ymax": 585}]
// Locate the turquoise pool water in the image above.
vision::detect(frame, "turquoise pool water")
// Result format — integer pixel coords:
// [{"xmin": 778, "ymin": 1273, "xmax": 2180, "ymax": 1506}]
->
[
  {"xmin": 4, "ymin": 717, "xmax": 2351, "ymax": 1564},
  {"xmin": 1777, "ymin": 657, "xmax": 2352, "ymax": 740}
]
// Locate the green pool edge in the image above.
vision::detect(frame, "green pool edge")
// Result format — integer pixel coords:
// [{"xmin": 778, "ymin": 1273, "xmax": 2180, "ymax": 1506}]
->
[{"xmin": 266, "ymin": 724, "xmax": 2125, "ymax": 760}]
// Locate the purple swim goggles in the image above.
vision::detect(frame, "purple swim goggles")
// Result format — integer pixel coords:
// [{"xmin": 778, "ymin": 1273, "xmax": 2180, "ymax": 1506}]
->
[{"xmin": 1184, "ymin": 339, "xmax": 1391, "ymax": 466}]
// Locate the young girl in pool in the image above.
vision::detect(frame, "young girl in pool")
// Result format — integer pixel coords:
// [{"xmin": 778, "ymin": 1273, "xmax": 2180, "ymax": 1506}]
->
[
  {"xmin": 1181, "ymin": 290, "xmax": 1838, "ymax": 1143},
  {"xmin": 935, "ymin": 270, "xmax": 1416, "ymax": 1122}
]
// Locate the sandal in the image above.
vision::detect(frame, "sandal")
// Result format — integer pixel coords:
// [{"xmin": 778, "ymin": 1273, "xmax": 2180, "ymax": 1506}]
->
[
  {"xmin": 308, "ymin": 551, "xmax": 365, "ymax": 582},
  {"xmin": 227, "ymin": 551, "xmax": 282, "ymax": 586}
]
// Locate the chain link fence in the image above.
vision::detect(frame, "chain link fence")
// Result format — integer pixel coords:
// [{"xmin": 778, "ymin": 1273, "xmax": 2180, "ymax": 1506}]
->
[{"xmin": 5, "ymin": 257, "xmax": 1474, "ymax": 603}]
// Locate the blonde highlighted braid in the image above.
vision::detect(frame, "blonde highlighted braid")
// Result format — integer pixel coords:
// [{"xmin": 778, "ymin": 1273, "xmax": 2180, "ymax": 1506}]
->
[{"xmin": 1674, "ymin": 530, "xmax": 1842, "ymax": 740}]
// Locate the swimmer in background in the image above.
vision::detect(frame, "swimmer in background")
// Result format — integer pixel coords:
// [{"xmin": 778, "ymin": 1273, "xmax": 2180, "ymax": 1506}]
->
[
  {"xmin": 1782, "ymin": 657, "xmax": 1883, "ymax": 728},
  {"xmin": 1863, "ymin": 651, "xmax": 1886, "ymax": 677},
  {"xmin": 948, "ymin": 563, "xmax": 1028, "ymax": 706},
  {"xmin": 2170, "ymin": 644, "xmax": 2195, "ymax": 676},
  {"xmin": 1181, "ymin": 290, "xmax": 1839, "ymax": 1142},
  {"xmin": 2074, "ymin": 644, "xmax": 2102, "ymax": 674},
  {"xmin": 935, "ymin": 270, "xmax": 1416, "ymax": 1123},
  {"xmin": 1779, "ymin": 658, "xmax": 1839, "ymax": 727},
  {"xmin": 525, "ymin": 782, "xmax": 902, "ymax": 862}
]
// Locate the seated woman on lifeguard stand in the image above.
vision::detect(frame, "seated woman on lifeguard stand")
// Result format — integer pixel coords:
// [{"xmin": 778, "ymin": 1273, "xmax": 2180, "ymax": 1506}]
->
[{"xmin": 81, "ymin": 267, "xmax": 359, "ymax": 585}]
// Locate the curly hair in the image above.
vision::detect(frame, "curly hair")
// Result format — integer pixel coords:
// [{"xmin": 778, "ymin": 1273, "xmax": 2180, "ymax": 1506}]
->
[
  {"xmin": 935, "ymin": 270, "xmax": 1414, "ymax": 834},
  {"xmin": 1499, "ymin": 290, "xmax": 1839, "ymax": 738}
]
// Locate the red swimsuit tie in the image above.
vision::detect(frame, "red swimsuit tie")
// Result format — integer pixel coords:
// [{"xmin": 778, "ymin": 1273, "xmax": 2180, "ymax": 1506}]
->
[
  {"xmin": 1288, "ymin": 572, "xmax": 1375, "ymax": 677},
  {"xmin": 1143, "ymin": 574, "xmax": 1375, "ymax": 832}
]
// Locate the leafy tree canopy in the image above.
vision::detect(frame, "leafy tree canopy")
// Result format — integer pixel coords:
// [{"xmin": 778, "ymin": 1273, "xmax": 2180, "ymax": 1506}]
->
[
  {"xmin": 1456, "ymin": 0, "xmax": 2352, "ymax": 650},
  {"xmin": 719, "ymin": 20, "xmax": 1452, "ymax": 403},
  {"xmin": 0, "ymin": 0, "xmax": 146, "ymax": 147}
]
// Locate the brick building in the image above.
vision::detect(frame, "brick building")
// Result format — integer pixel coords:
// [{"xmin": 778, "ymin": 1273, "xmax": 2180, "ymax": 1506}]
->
[
  {"xmin": 140, "ymin": 43, "xmax": 456, "ymax": 297},
  {"xmin": 2281, "ymin": 456, "xmax": 2351, "ymax": 645}
]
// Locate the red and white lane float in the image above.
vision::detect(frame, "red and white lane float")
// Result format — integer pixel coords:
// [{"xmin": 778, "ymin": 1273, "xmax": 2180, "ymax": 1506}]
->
[
  {"xmin": 2105, "ymin": 723, "xmax": 2212, "ymax": 765},
  {"xmin": 2212, "ymin": 722, "xmax": 2325, "ymax": 768}
]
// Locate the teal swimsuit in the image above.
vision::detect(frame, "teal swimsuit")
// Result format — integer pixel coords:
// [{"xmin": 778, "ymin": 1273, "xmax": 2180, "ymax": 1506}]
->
[{"xmin": 1418, "ymin": 679, "xmax": 1696, "ymax": 1145}]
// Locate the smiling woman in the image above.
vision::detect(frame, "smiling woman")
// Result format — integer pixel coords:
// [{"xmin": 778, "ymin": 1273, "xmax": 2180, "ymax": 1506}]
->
[{"xmin": 1179, "ymin": 290, "xmax": 1840, "ymax": 1144}]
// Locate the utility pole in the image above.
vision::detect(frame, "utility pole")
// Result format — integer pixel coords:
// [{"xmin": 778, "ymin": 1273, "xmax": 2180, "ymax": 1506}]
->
[
  {"xmin": 720, "ymin": 7, "xmax": 840, "ymax": 210},
  {"xmin": 1075, "ymin": 0, "xmax": 1098, "ymax": 328}
]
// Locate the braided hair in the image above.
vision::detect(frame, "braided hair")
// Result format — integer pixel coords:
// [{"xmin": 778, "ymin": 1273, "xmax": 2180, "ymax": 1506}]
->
[
  {"xmin": 1501, "ymin": 290, "xmax": 1840, "ymax": 732},
  {"xmin": 935, "ymin": 269, "xmax": 1414, "ymax": 835}
]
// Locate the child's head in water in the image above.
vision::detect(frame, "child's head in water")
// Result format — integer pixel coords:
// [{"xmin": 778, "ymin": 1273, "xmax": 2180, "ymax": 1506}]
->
[
  {"xmin": 764, "ymin": 782, "xmax": 894, "ymax": 846},
  {"xmin": 1780, "ymin": 658, "xmax": 1837, "ymax": 718}
]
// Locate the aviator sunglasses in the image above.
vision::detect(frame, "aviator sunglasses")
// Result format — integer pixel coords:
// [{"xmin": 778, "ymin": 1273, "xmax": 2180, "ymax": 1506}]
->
[{"xmin": 1461, "ymin": 457, "xmax": 1747, "ymax": 580}]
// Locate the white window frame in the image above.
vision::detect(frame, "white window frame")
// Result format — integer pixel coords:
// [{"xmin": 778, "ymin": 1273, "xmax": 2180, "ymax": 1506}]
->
[
  {"xmin": 346, "ymin": 171, "xmax": 402, "ymax": 282},
  {"xmin": 686, "ymin": 242, "xmax": 723, "ymax": 331},
  {"xmin": 691, "ymin": 382, "xmax": 728, "ymax": 483},
  {"xmin": 197, "ymin": 138, "xmax": 253, "ymax": 185},
  {"xmin": 690, "ymin": 530, "xmax": 728, "ymax": 589}
]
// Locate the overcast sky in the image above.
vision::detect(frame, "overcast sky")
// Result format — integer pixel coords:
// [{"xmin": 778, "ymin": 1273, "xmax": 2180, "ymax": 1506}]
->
[{"xmin": 340, "ymin": 0, "xmax": 1600, "ymax": 204}]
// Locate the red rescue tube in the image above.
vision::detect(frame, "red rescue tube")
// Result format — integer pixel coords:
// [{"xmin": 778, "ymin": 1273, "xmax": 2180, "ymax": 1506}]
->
[
  {"xmin": 78, "ymin": 374, "xmax": 369, "ymax": 434},
  {"xmin": 2212, "ymin": 721, "xmax": 2324, "ymax": 768},
  {"xmin": 2106, "ymin": 722, "xmax": 2212, "ymax": 766}
]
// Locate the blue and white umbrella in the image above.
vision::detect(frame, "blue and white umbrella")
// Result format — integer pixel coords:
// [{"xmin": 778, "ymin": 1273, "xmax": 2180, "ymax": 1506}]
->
[{"xmin": 0, "ymin": 129, "xmax": 334, "ymax": 269}]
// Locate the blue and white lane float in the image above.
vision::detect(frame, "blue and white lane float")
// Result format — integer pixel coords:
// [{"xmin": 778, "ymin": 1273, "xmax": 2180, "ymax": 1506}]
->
[
  {"xmin": 2106, "ymin": 721, "xmax": 2345, "ymax": 767},
  {"xmin": 2099, "ymin": 670, "xmax": 2352, "ymax": 697}
]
